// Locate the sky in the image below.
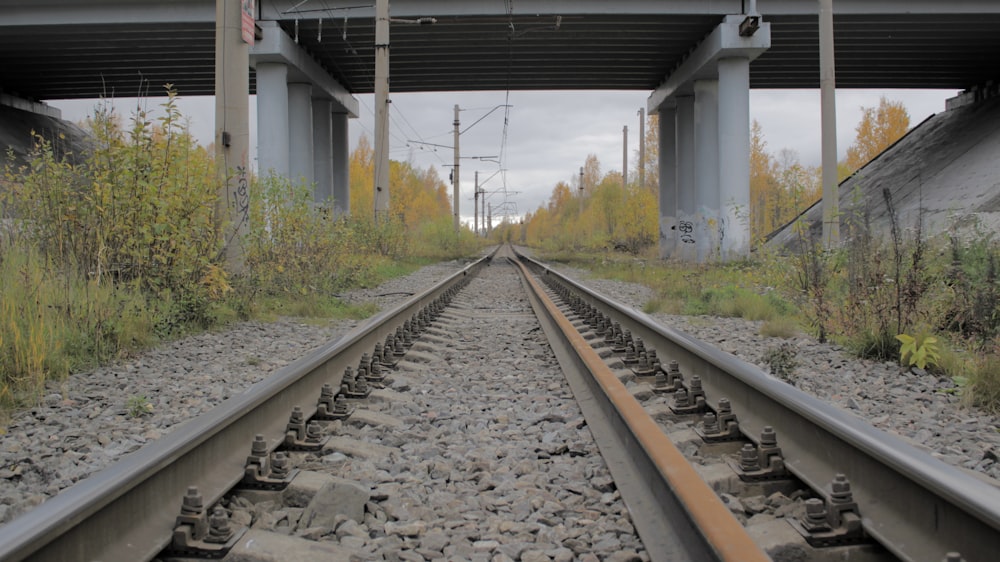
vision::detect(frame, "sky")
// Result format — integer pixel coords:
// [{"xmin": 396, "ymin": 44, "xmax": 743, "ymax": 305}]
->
[{"xmin": 51, "ymin": 88, "xmax": 957, "ymax": 224}]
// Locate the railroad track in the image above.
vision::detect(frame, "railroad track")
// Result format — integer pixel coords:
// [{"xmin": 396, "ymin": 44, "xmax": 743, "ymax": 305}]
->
[{"xmin": 0, "ymin": 245, "xmax": 997, "ymax": 561}]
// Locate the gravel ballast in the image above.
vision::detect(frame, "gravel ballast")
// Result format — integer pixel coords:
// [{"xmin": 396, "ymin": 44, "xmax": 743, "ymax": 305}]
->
[
  {"xmin": 0, "ymin": 260, "xmax": 470, "ymax": 526},
  {"xmin": 2, "ymin": 249, "xmax": 999, "ymax": 539},
  {"xmin": 547, "ymin": 262, "xmax": 1000, "ymax": 483}
]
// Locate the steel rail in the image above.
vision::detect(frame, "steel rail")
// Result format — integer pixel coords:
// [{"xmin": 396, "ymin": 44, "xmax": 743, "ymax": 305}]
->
[
  {"xmin": 0, "ymin": 252, "xmax": 495, "ymax": 562},
  {"xmin": 516, "ymin": 250, "xmax": 1000, "ymax": 562},
  {"xmin": 508, "ymin": 248, "xmax": 770, "ymax": 562}
]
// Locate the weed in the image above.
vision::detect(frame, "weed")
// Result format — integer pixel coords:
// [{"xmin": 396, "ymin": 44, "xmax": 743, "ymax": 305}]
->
[
  {"xmin": 126, "ymin": 394, "xmax": 153, "ymax": 418},
  {"xmin": 760, "ymin": 317, "xmax": 799, "ymax": 338},
  {"xmin": 896, "ymin": 331, "xmax": 941, "ymax": 371},
  {"xmin": 763, "ymin": 342, "xmax": 799, "ymax": 383},
  {"xmin": 965, "ymin": 353, "xmax": 1000, "ymax": 415}
]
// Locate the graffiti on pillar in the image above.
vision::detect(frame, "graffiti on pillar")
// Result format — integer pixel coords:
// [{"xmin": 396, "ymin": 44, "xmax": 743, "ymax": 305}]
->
[
  {"xmin": 678, "ymin": 220, "xmax": 696, "ymax": 244},
  {"xmin": 233, "ymin": 165, "xmax": 251, "ymax": 230}
]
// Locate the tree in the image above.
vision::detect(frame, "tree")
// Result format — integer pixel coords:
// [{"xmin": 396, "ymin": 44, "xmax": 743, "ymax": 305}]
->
[
  {"xmin": 580, "ymin": 154, "xmax": 601, "ymax": 194},
  {"xmin": 749, "ymin": 120, "xmax": 779, "ymax": 242},
  {"xmin": 632, "ymin": 112, "xmax": 659, "ymax": 190},
  {"xmin": 843, "ymin": 96, "xmax": 910, "ymax": 174}
]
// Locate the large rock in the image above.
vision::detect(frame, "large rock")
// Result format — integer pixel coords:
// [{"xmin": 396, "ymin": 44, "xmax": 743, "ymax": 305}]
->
[{"xmin": 300, "ymin": 476, "xmax": 370, "ymax": 527}]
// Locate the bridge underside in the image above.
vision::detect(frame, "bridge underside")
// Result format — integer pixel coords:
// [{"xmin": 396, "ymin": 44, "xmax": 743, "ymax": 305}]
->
[{"xmin": 2, "ymin": 10, "xmax": 999, "ymax": 101}]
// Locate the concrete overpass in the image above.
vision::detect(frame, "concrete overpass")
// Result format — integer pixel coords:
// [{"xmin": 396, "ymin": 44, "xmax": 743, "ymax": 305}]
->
[{"xmin": 2, "ymin": 0, "xmax": 999, "ymax": 259}]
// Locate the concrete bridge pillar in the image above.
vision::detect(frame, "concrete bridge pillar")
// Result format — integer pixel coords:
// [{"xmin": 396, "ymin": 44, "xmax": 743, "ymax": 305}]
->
[
  {"xmin": 675, "ymin": 96, "xmax": 697, "ymax": 262},
  {"xmin": 313, "ymin": 98, "xmax": 333, "ymax": 204},
  {"xmin": 331, "ymin": 112, "xmax": 351, "ymax": 216},
  {"xmin": 718, "ymin": 56, "xmax": 752, "ymax": 260},
  {"xmin": 256, "ymin": 62, "xmax": 289, "ymax": 178},
  {"xmin": 647, "ymin": 14, "xmax": 769, "ymax": 263},
  {"xmin": 694, "ymin": 79, "xmax": 720, "ymax": 262},
  {"xmin": 288, "ymin": 83, "xmax": 314, "ymax": 187},
  {"xmin": 658, "ymin": 106, "xmax": 677, "ymax": 259},
  {"xmin": 251, "ymin": 21, "xmax": 359, "ymax": 212}
]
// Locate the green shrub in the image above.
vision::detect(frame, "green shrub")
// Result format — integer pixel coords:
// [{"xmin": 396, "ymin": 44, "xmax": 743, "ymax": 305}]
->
[
  {"xmin": 965, "ymin": 353, "xmax": 1000, "ymax": 415},
  {"xmin": 760, "ymin": 317, "xmax": 799, "ymax": 338}
]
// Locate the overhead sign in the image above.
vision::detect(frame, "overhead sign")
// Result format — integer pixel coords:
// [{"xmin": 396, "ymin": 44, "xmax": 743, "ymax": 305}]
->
[{"xmin": 241, "ymin": 0, "xmax": 255, "ymax": 45}]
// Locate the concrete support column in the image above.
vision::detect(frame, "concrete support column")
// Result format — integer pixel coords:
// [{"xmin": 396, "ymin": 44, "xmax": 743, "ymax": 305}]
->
[
  {"xmin": 255, "ymin": 62, "xmax": 289, "ymax": 178},
  {"xmin": 693, "ymin": 79, "xmax": 720, "ymax": 262},
  {"xmin": 331, "ymin": 112, "xmax": 350, "ymax": 216},
  {"xmin": 658, "ymin": 107, "xmax": 677, "ymax": 260},
  {"xmin": 288, "ymin": 83, "xmax": 314, "ymax": 186},
  {"xmin": 312, "ymin": 98, "xmax": 333, "ymax": 205},
  {"xmin": 675, "ymin": 96, "xmax": 697, "ymax": 262},
  {"xmin": 718, "ymin": 57, "xmax": 751, "ymax": 261},
  {"xmin": 214, "ymin": 0, "xmax": 250, "ymax": 269}
]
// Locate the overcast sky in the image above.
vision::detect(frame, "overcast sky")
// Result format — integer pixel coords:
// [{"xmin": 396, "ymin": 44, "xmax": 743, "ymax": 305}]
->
[{"xmin": 52, "ymin": 88, "xmax": 956, "ymax": 223}]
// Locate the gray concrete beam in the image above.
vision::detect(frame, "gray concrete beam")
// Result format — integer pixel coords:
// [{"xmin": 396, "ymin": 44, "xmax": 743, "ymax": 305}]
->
[
  {"xmin": 675, "ymin": 96, "xmax": 697, "ymax": 263},
  {"xmin": 718, "ymin": 57, "xmax": 752, "ymax": 260},
  {"xmin": 251, "ymin": 21, "xmax": 358, "ymax": 117},
  {"xmin": 0, "ymin": 1, "xmax": 214, "ymax": 26},
  {"xmin": 288, "ymin": 83, "xmax": 314, "ymax": 186},
  {"xmin": 693, "ymin": 79, "xmax": 720, "ymax": 262},
  {"xmin": 658, "ymin": 107, "xmax": 677, "ymax": 260},
  {"xmin": 331, "ymin": 112, "xmax": 350, "ymax": 216},
  {"xmin": 258, "ymin": 0, "xmax": 1000, "ymax": 20},
  {"xmin": 647, "ymin": 15, "xmax": 770, "ymax": 113},
  {"xmin": 255, "ymin": 61, "xmax": 289, "ymax": 178},
  {"xmin": 312, "ymin": 98, "xmax": 333, "ymax": 204}
]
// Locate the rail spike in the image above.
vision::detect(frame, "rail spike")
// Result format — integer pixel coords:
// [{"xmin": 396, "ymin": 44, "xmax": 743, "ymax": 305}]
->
[
  {"xmin": 695, "ymin": 398, "xmax": 741, "ymax": 442},
  {"xmin": 729, "ymin": 425, "xmax": 789, "ymax": 481},
  {"xmin": 240, "ymin": 434, "xmax": 299, "ymax": 490},
  {"xmin": 313, "ymin": 383, "xmax": 355, "ymax": 421},
  {"xmin": 283, "ymin": 406, "xmax": 330, "ymax": 451},
  {"xmin": 167, "ymin": 486, "xmax": 246, "ymax": 557},
  {"xmin": 789, "ymin": 473, "xmax": 867, "ymax": 547}
]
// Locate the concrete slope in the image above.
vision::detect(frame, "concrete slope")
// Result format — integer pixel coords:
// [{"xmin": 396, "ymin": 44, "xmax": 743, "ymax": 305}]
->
[
  {"xmin": 1, "ymin": 104, "xmax": 89, "ymax": 169},
  {"xmin": 767, "ymin": 95, "xmax": 1000, "ymax": 251}
]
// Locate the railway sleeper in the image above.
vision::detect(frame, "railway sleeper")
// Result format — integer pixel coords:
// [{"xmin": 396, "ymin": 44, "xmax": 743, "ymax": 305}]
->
[{"xmin": 539, "ymin": 272, "xmax": 897, "ymax": 561}]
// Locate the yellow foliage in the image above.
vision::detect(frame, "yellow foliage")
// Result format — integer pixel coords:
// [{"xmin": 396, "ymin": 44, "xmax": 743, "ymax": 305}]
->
[{"xmin": 843, "ymin": 96, "xmax": 910, "ymax": 174}]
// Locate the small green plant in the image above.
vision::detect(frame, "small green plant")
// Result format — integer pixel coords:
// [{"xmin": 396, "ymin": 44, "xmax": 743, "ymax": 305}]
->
[
  {"xmin": 896, "ymin": 331, "xmax": 941, "ymax": 370},
  {"xmin": 763, "ymin": 342, "xmax": 798, "ymax": 382},
  {"xmin": 126, "ymin": 394, "xmax": 153, "ymax": 418},
  {"xmin": 760, "ymin": 317, "xmax": 799, "ymax": 338},
  {"xmin": 965, "ymin": 354, "xmax": 1000, "ymax": 415}
]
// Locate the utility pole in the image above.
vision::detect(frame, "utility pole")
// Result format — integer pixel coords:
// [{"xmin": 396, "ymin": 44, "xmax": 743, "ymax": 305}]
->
[
  {"xmin": 578, "ymin": 166, "xmax": 584, "ymax": 215},
  {"xmin": 373, "ymin": 0, "xmax": 390, "ymax": 222},
  {"xmin": 474, "ymin": 171, "xmax": 479, "ymax": 236},
  {"xmin": 638, "ymin": 107, "xmax": 646, "ymax": 189},
  {"xmin": 820, "ymin": 0, "xmax": 839, "ymax": 247},
  {"xmin": 453, "ymin": 104, "xmax": 461, "ymax": 233},
  {"xmin": 622, "ymin": 126, "xmax": 628, "ymax": 186},
  {"xmin": 488, "ymin": 203, "xmax": 493, "ymax": 237},
  {"xmin": 214, "ymin": 0, "xmax": 251, "ymax": 269}
]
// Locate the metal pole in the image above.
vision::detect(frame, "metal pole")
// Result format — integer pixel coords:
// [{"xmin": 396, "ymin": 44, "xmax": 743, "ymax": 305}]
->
[
  {"xmin": 820, "ymin": 0, "xmax": 839, "ymax": 247},
  {"xmin": 623, "ymin": 125, "xmax": 628, "ymax": 186},
  {"xmin": 488, "ymin": 202, "xmax": 493, "ymax": 236},
  {"xmin": 579, "ymin": 166, "xmax": 584, "ymax": 216},
  {"xmin": 474, "ymin": 171, "xmax": 479, "ymax": 236},
  {"xmin": 453, "ymin": 104, "xmax": 461, "ymax": 233},
  {"xmin": 373, "ymin": 0, "xmax": 390, "ymax": 222},
  {"xmin": 638, "ymin": 108, "xmax": 646, "ymax": 189},
  {"xmin": 214, "ymin": 0, "xmax": 250, "ymax": 270}
]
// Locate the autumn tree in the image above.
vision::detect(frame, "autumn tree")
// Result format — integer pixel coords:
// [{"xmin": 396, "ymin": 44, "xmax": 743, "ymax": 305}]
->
[
  {"xmin": 843, "ymin": 96, "xmax": 910, "ymax": 174},
  {"xmin": 632, "ymin": 112, "xmax": 659, "ymax": 190},
  {"xmin": 748, "ymin": 120, "xmax": 821, "ymax": 242}
]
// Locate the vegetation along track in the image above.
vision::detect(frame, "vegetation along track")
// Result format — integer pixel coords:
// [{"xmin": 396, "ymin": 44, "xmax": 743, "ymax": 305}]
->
[{"xmin": 0, "ymin": 246, "xmax": 998, "ymax": 561}]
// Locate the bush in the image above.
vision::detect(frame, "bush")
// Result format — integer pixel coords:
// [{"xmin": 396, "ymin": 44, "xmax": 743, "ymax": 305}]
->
[
  {"xmin": 0, "ymin": 89, "xmax": 224, "ymax": 412},
  {"xmin": 965, "ymin": 352, "xmax": 1000, "ymax": 415}
]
